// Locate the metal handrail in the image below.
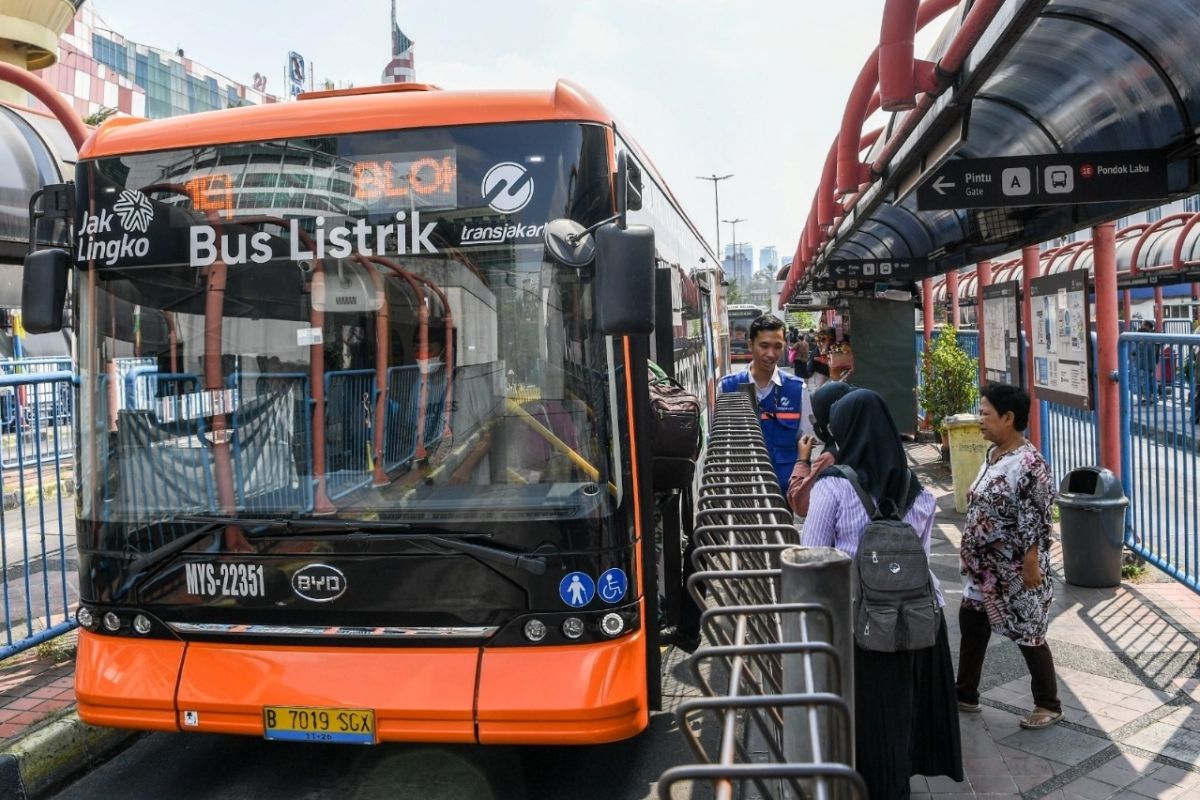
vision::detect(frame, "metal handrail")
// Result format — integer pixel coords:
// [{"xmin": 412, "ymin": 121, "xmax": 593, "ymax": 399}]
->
[{"xmin": 659, "ymin": 391, "xmax": 863, "ymax": 800}]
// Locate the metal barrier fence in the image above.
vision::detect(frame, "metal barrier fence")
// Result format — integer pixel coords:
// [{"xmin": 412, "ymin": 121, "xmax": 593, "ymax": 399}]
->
[
  {"xmin": 1119, "ymin": 332, "xmax": 1200, "ymax": 590},
  {"xmin": 0, "ymin": 370, "xmax": 77, "ymax": 658},
  {"xmin": 658, "ymin": 391, "xmax": 863, "ymax": 800}
]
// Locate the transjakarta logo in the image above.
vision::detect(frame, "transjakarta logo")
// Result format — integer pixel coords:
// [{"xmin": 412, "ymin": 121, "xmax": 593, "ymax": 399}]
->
[
  {"xmin": 481, "ymin": 162, "xmax": 534, "ymax": 213},
  {"xmin": 77, "ymin": 189, "xmax": 156, "ymax": 265},
  {"xmin": 189, "ymin": 211, "xmax": 438, "ymax": 267}
]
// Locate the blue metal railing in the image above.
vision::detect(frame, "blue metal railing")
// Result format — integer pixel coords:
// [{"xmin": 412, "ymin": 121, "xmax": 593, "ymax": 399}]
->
[
  {"xmin": 0, "ymin": 371, "xmax": 78, "ymax": 658},
  {"xmin": 1118, "ymin": 332, "xmax": 1200, "ymax": 590}
]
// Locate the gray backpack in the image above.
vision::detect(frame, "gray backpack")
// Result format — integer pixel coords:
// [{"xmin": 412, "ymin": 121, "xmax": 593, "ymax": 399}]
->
[{"xmin": 836, "ymin": 466, "xmax": 938, "ymax": 652}]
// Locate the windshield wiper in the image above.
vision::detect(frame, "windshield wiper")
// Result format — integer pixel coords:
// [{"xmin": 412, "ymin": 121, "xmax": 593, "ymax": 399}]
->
[{"xmin": 135, "ymin": 515, "xmax": 548, "ymax": 575}]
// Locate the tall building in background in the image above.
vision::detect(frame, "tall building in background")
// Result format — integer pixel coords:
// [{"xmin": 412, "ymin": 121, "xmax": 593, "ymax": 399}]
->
[
  {"xmin": 381, "ymin": 0, "xmax": 416, "ymax": 84},
  {"xmin": 32, "ymin": 5, "xmax": 276, "ymax": 120},
  {"xmin": 723, "ymin": 243, "xmax": 754, "ymax": 286},
  {"xmin": 759, "ymin": 246, "xmax": 778, "ymax": 271}
]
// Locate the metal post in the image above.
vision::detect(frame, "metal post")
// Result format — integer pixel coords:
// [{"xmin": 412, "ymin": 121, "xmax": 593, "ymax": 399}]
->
[
  {"xmin": 1022, "ymin": 245, "xmax": 1042, "ymax": 449},
  {"xmin": 946, "ymin": 269, "xmax": 959, "ymax": 329},
  {"xmin": 1093, "ymin": 222, "xmax": 1121, "ymax": 478},
  {"xmin": 1123, "ymin": 289, "xmax": 1133, "ymax": 330},
  {"xmin": 698, "ymin": 174, "xmax": 733, "ymax": 256},
  {"xmin": 922, "ymin": 277, "xmax": 934, "ymax": 350},
  {"xmin": 1154, "ymin": 285, "xmax": 1164, "ymax": 329},
  {"xmin": 781, "ymin": 547, "xmax": 854, "ymax": 777},
  {"xmin": 975, "ymin": 260, "xmax": 993, "ymax": 379}
]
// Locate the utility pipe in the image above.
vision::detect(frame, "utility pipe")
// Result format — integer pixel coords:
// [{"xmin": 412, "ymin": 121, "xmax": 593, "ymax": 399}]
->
[
  {"xmin": 1170, "ymin": 212, "xmax": 1200, "ymax": 270},
  {"xmin": 946, "ymin": 268, "xmax": 959, "ymax": 328},
  {"xmin": 0, "ymin": 63, "xmax": 88, "ymax": 148},
  {"xmin": 836, "ymin": 0, "xmax": 958, "ymax": 194},
  {"xmin": 879, "ymin": 0, "xmax": 939, "ymax": 111},
  {"xmin": 869, "ymin": 0, "xmax": 1006, "ymax": 178}
]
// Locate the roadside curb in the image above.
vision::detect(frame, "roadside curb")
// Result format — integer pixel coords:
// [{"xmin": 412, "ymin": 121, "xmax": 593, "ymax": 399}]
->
[{"xmin": 0, "ymin": 707, "xmax": 139, "ymax": 799}]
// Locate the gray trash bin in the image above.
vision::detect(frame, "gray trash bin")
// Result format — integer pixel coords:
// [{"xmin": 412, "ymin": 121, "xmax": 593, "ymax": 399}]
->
[{"xmin": 1057, "ymin": 467, "xmax": 1128, "ymax": 588}]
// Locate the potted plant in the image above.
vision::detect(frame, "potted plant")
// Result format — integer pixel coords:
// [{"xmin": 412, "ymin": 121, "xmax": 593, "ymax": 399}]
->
[{"xmin": 916, "ymin": 325, "xmax": 980, "ymax": 453}]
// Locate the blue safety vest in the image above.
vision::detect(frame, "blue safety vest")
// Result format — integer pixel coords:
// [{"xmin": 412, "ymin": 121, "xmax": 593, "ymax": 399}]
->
[{"xmin": 718, "ymin": 370, "xmax": 808, "ymax": 490}]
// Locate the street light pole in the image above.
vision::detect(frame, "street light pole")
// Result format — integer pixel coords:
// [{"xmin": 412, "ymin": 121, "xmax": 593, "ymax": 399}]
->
[{"xmin": 697, "ymin": 173, "xmax": 733, "ymax": 255}]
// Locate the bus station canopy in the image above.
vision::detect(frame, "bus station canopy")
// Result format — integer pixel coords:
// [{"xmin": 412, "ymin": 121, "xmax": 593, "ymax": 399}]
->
[{"xmin": 784, "ymin": 0, "xmax": 1200, "ymax": 305}]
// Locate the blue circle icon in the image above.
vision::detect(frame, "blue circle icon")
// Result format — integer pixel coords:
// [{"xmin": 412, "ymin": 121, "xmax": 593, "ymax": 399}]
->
[
  {"xmin": 598, "ymin": 568, "xmax": 628, "ymax": 604},
  {"xmin": 558, "ymin": 572, "xmax": 595, "ymax": 608}
]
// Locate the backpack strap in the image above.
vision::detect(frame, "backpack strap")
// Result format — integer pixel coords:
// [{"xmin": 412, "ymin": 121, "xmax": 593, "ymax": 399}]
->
[
  {"xmin": 834, "ymin": 465, "xmax": 913, "ymax": 521},
  {"xmin": 834, "ymin": 465, "xmax": 881, "ymax": 520}
]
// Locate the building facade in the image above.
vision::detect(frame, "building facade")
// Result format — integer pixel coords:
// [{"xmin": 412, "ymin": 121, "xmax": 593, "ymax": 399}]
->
[{"xmin": 30, "ymin": 4, "xmax": 277, "ymax": 121}]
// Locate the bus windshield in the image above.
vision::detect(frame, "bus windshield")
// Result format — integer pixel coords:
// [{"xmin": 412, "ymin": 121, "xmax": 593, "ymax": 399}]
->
[
  {"xmin": 74, "ymin": 121, "xmax": 616, "ymax": 551},
  {"xmin": 727, "ymin": 304, "xmax": 764, "ymax": 361}
]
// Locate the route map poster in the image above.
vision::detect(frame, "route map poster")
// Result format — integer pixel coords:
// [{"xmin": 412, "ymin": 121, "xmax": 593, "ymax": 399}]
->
[
  {"xmin": 981, "ymin": 280, "xmax": 1022, "ymax": 386},
  {"xmin": 1030, "ymin": 270, "xmax": 1091, "ymax": 410}
]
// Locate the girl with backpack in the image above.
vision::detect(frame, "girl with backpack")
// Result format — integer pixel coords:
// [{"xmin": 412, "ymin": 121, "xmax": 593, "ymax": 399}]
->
[{"xmin": 800, "ymin": 389, "xmax": 962, "ymax": 798}]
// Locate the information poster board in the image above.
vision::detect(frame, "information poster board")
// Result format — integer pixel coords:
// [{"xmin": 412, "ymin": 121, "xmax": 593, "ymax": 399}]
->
[
  {"xmin": 1029, "ymin": 270, "xmax": 1091, "ymax": 410},
  {"xmin": 981, "ymin": 280, "xmax": 1022, "ymax": 386}
]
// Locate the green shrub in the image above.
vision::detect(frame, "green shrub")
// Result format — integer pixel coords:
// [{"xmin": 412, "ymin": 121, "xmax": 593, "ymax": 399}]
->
[{"xmin": 916, "ymin": 325, "xmax": 980, "ymax": 434}]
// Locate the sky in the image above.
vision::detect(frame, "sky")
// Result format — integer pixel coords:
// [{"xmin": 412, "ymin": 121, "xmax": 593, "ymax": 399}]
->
[{"xmin": 88, "ymin": 0, "xmax": 950, "ymax": 270}]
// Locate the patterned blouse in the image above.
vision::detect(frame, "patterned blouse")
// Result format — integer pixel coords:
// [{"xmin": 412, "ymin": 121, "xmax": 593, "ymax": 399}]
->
[
  {"xmin": 801, "ymin": 478, "xmax": 945, "ymax": 607},
  {"xmin": 960, "ymin": 442, "xmax": 1056, "ymax": 646}
]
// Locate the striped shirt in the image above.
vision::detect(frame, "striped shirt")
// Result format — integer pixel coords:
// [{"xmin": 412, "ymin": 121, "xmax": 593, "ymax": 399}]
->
[{"xmin": 800, "ymin": 477, "xmax": 944, "ymax": 607}]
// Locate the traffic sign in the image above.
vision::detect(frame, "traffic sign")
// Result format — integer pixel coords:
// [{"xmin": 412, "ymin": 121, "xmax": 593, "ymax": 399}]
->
[
  {"xmin": 812, "ymin": 258, "xmax": 934, "ymax": 290},
  {"xmin": 915, "ymin": 149, "xmax": 1168, "ymax": 210}
]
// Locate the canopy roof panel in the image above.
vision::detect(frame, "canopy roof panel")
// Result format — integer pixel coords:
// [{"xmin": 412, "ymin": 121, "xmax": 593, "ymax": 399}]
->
[{"xmin": 791, "ymin": 0, "xmax": 1200, "ymax": 304}]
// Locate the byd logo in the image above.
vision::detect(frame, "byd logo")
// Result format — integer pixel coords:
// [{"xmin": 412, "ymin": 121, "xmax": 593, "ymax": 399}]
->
[
  {"xmin": 481, "ymin": 162, "xmax": 534, "ymax": 214},
  {"xmin": 291, "ymin": 563, "xmax": 347, "ymax": 603}
]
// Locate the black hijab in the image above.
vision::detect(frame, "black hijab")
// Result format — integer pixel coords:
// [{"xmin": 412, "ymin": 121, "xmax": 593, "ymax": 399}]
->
[
  {"xmin": 810, "ymin": 381, "xmax": 855, "ymax": 447},
  {"xmin": 819, "ymin": 388, "xmax": 923, "ymax": 514}
]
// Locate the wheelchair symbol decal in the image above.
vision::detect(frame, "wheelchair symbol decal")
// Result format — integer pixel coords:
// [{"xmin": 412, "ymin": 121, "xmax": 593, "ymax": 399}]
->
[
  {"xmin": 598, "ymin": 568, "xmax": 628, "ymax": 604},
  {"xmin": 559, "ymin": 572, "xmax": 595, "ymax": 608}
]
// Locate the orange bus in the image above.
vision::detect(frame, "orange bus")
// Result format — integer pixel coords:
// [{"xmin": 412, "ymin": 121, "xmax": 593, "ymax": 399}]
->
[{"xmin": 22, "ymin": 80, "xmax": 726, "ymax": 745}]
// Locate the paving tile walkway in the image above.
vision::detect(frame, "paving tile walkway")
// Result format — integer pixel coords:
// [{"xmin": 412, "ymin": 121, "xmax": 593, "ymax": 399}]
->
[{"xmin": 908, "ymin": 443, "xmax": 1200, "ymax": 799}]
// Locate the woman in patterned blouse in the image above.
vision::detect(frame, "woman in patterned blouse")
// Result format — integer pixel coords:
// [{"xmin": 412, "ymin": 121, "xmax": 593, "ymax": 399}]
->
[{"xmin": 956, "ymin": 382, "xmax": 1062, "ymax": 729}]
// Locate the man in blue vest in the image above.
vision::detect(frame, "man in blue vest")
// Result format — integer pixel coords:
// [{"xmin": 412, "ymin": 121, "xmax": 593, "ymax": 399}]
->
[{"xmin": 718, "ymin": 313, "xmax": 814, "ymax": 489}]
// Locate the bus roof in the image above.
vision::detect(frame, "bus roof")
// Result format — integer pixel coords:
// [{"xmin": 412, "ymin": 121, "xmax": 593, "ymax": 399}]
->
[{"xmin": 80, "ymin": 80, "xmax": 616, "ymax": 160}]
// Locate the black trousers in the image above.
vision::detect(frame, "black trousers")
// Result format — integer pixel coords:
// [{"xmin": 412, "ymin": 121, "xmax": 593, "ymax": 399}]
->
[{"xmin": 955, "ymin": 605, "xmax": 1061, "ymax": 713}]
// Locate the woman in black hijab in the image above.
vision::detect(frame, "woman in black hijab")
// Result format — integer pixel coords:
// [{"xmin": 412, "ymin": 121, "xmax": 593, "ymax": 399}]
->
[
  {"xmin": 801, "ymin": 389, "xmax": 962, "ymax": 798},
  {"xmin": 787, "ymin": 381, "xmax": 854, "ymax": 515}
]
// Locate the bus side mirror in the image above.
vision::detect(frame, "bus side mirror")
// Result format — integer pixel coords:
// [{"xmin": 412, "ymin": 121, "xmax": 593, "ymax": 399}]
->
[
  {"xmin": 595, "ymin": 222, "xmax": 654, "ymax": 335},
  {"xmin": 615, "ymin": 151, "xmax": 643, "ymax": 228},
  {"xmin": 21, "ymin": 249, "xmax": 70, "ymax": 334}
]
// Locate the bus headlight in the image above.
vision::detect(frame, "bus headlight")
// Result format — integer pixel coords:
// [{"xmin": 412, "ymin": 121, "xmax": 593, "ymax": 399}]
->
[
  {"xmin": 102, "ymin": 612, "xmax": 121, "ymax": 632},
  {"xmin": 562, "ymin": 617, "xmax": 585, "ymax": 640},
  {"xmin": 600, "ymin": 613, "xmax": 625, "ymax": 637},
  {"xmin": 76, "ymin": 606, "xmax": 96, "ymax": 630},
  {"xmin": 523, "ymin": 619, "xmax": 548, "ymax": 642},
  {"xmin": 132, "ymin": 614, "xmax": 153, "ymax": 635}
]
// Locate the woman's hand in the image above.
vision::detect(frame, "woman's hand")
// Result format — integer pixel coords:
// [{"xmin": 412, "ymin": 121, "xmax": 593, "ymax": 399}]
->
[
  {"xmin": 798, "ymin": 434, "xmax": 816, "ymax": 462},
  {"xmin": 1021, "ymin": 546, "xmax": 1043, "ymax": 588}
]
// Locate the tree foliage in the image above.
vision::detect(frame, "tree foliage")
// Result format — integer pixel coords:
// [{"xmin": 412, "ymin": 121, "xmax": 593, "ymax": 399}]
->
[
  {"xmin": 916, "ymin": 325, "xmax": 979, "ymax": 433},
  {"xmin": 83, "ymin": 107, "xmax": 117, "ymax": 127}
]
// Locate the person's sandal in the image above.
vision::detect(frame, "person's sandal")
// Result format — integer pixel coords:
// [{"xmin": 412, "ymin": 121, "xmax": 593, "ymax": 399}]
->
[{"xmin": 1019, "ymin": 708, "xmax": 1063, "ymax": 729}]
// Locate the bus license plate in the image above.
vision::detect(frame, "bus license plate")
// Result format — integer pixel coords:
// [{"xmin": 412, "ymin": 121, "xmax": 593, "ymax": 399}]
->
[{"xmin": 262, "ymin": 706, "xmax": 375, "ymax": 744}]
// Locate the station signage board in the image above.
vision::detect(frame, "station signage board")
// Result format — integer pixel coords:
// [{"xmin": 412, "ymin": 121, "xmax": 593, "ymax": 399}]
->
[
  {"xmin": 1029, "ymin": 270, "xmax": 1092, "ymax": 410},
  {"xmin": 812, "ymin": 258, "xmax": 934, "ymax": 291},
  {"xmin": 916, "ymin": 149, "xmax": 1168, "ymax": 211},
  {"xmin": 981, "ymin": 280, "xmax": 1022, "ymax": 387}
]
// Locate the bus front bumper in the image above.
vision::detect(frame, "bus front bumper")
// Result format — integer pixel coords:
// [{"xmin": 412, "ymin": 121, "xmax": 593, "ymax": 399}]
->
[{"xmin": 74, "ymin": 628, "xmax": 648, "ymax": 744}]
